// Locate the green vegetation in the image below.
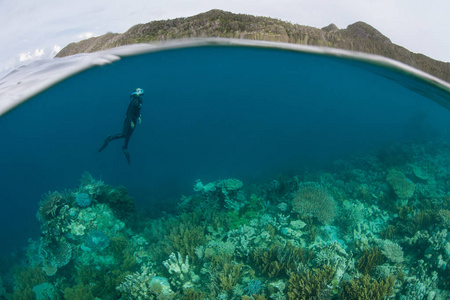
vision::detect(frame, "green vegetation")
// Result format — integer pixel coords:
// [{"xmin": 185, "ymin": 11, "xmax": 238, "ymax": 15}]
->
[{"xmin": 56, "ymin": 9, "xmax": 450, "ymax": 83}]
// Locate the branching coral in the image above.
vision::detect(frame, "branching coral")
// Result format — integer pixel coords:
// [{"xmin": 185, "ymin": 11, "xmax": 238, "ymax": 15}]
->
[
  {"xmin": 182, "ymin": 289, "xmax": 206, "ymax": 300},
  {"xmin": 12, "ymin": 267, "xmax": 48, "ymax": 300},
  {"xmin": 163, "ymin": 252, "xmax": 199, "ymax": 289},
  {"xmin": 340, "ymin": 274, "xmax": 395, "ymax": 300},
  {"xmin": 109, "ymin": 236, "xmax": 139, "ymax": 272},
  {"xmin": 356, "ymin": 246, "xmax": 384, "ymax": 275},
  {"xmin": 227, "ymin": 225, "xmax": 256, "ymax": 257},
  {"xmin": 292, "ymin": 183, "xmax": 336, "ymax": 225},
  {"xmin": 218, "ymin": 262, "xmax": 244, "ymax": 292},
  {"xmin": 117, "ymin": 266, "xmax": 175, "ymax": 300},
  {"xmin": 287, "ymin": 265, "xmax": 335, "ymax": 300},
  {"xmin": 64, "ymin": 284, "xmax": 95, "ymax": 300},
  {"xmin": 202, "ymin": 252, "xmax": 245, "ymax": 296},
  {"xmin": 163, "ymin": 222, "xmax": 206, "ymax": 261},
  {"xmin": 252, "ymin": 243, "xmax": 311, "ymax": 279}
]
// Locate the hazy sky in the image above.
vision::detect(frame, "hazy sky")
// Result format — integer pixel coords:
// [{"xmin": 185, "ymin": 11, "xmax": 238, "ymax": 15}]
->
[{"xmin": 1, "ymin": 0, "xmax": 449, "ymax": 78}]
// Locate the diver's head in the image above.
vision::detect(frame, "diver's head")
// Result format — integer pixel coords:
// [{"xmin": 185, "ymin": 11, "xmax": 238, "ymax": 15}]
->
[{"xmin": 131, "ymin": 88, "xmax": 144, "ymax": 97}]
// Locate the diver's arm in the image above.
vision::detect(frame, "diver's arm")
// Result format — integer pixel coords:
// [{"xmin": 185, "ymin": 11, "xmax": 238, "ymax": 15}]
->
[{"xmin": 138, "ymin": 98, "xmax": 143, "ymax": 124}]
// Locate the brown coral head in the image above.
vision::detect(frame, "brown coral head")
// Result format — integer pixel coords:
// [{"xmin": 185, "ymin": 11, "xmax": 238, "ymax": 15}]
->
[{"xmin": 292, "ymin": 183, "xmax": 336, "ymax": 225}]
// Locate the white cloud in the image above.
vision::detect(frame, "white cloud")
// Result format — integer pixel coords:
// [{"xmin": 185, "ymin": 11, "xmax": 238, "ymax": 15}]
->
[
  {"xmin": 19, "ymin": 49, "xmax": 45, "ymax": 62},
  {"xmin": 34, "ymin": 48, "xmax": 44, "ymax": 58},
  {"xmin": 18, "ymin": 52, "xmax": 33, "ymax": 62},
  {"xmin": 52, "ymin": 45, "xmax": 62, "ymax": 55}
]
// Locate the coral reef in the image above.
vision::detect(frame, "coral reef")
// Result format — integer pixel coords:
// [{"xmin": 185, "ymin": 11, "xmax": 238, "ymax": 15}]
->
[
  {"xmin": 356, "ymin": 246, "xmax": 384, "ymax": 275},
  {"xmin": 117, "ymin": 266, "xmax": 176, "ymax": 299},
  {"xmin": 251, "ymin": 242, "xmax": 310, "ymax": 279},
  {"xmin": 386, "ymin": 169, "xmax": 415, "ymax": 200},
  {"xmin": 379, "ymin": 240, "xmax": 404, "ymax": 264},
  {"xmin": 33, "ymin": 282, "xmax": 59, "ymax": 300},
  {"xmin": 163, "ymin": 222, "xmax": 206, "ymax": 260},
  {"xmin": 12, "ymin": 267, "xmax": 48, "ymax": 300},
  {"xmin": 74, "ymin": 192, "xmax": 91, "ymax": 207},
  {"xmin": 64, "ymin": 284, "xmax": 94, "ymax": 300},
  {"xmin": 287, "ymin": 265, "xmax": 334, "ymax": 300},
  {"xmin": 39, "ymin": 236, "xmax": 73, "ymax": 276},
  {"xmin": 38, "ymin": 191, "xmax": 66, "ymax": 222},
  {"xmin": 82, "ymin": 230, "xmax": 110, "ymax": 252},
  {"xmin": 244, "ymin": 279, "xmax": 263, "ymax": 295},
  {"xmin": 340, "ymin": 274, "xmax": 395, "ymax": 300},
  {"xmin": 163, "ymin": 252, "xmax": 199, "ymax": 289},
  {"xmin": 292, "ymin": 183, "xmax": 336, "ymax": 224},
  {"xmin": 5, "ymin": 141, "xmax": 450, "ymax": 299}
]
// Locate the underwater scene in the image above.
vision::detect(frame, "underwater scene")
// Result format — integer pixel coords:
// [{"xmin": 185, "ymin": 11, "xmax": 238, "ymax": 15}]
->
[{"xmin": 0, "ymin": 40, "xmax": 450, "ymax": 299}]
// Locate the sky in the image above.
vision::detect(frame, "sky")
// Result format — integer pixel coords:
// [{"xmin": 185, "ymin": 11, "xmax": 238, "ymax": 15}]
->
[{"xmin": 1, "ymin": 0, "xmax": 449, "ymax": 79}]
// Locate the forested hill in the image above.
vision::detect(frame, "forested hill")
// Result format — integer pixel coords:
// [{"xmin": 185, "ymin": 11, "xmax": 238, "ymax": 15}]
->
[{"xmin": 56, "ymin": 9, "xmax": 449, "ymax": 83}]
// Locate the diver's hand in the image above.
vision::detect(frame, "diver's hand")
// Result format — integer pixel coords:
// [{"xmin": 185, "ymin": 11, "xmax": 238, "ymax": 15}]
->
[
  {"xmin": 138, "ymin": 117, "xmax": 142, "ymax": 124},
  {"xmin": 131, "ymin": 121, "xmax": 135, "ymax": 129}
]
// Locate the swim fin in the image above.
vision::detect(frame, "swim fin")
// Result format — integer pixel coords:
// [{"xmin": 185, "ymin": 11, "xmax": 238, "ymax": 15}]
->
[{"xmin": 123, "ymin": 147, "xmax": 131, "ymax": 165}]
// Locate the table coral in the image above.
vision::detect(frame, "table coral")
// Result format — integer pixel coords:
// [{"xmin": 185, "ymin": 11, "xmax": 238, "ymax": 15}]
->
[
  {"xmin": 386, "ymin": 169, "xmax": 415, "ymax": 200},
  {"xmin": 292, "ymin": 183, "xmax": 336, "ymax": 225},
  {"xmin": 379, "ymin": 240, "xmax": 404, "ymax": 264}
]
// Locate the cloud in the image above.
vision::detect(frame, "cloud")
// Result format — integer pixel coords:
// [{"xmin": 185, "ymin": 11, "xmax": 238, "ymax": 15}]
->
[
  {"xmin": 52, "ymin": 45, "xmax": 61, "ymax": 55},
  {"xmin": 18, "ymin": 52, "xmax": 33, "ymax": 62},
  {"xmin": 17, "ymin": 45, "xmax": 61, "ymax": 63},
  {"xmin": 35, "ymin": 48, "xmax": 44, "ymax": 58},
  {"xmin": 18, "ymin": 48, "xmax": 45, "ymax": 62}
]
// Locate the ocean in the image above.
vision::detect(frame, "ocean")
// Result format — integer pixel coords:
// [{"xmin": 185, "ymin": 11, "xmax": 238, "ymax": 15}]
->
[{"xmin": 0, "ymin": 39, "xmax": 449, "ymax": 299}]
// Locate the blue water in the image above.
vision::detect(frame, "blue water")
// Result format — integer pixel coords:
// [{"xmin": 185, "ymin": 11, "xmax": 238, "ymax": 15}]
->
[{"xmin": 0, "ymin": 44, "xmax": 449, "ymax": 258}]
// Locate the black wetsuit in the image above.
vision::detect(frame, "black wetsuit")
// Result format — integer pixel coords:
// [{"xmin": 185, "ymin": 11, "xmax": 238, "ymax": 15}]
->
[{"xmin": 99, "ymin": 95, "xmax": 143, "ymax": 164}]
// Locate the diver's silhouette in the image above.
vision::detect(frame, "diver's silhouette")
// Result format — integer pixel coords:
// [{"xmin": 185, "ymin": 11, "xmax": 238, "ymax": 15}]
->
[{"xmin": 99, "ymin": 88, "xmax": 144, "ymax": 164}]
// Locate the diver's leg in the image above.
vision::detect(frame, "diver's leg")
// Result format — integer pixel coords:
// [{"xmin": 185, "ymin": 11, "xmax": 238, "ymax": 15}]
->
[
  {"xmin": 122, "ymin": 147, "xmax": 131, "ymax": 165},
  {"xmin": 98, "ymin": 133, "xmax": 123, "ymax": 152},
  {"xmin": 122, "ymin": 133, "xmax": 132, "ymax": 165}
]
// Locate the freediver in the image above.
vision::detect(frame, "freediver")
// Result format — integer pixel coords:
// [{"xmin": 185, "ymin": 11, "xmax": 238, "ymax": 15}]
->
[{"xmin": 98, "ymin": 88, "xmax": 144, "ymax": 164}]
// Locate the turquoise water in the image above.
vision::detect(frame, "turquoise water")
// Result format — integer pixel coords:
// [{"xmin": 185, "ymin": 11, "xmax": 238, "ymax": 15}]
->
[{"xmin": 0, "ymin": 42, "xmax": 449, "ymax": 298}]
